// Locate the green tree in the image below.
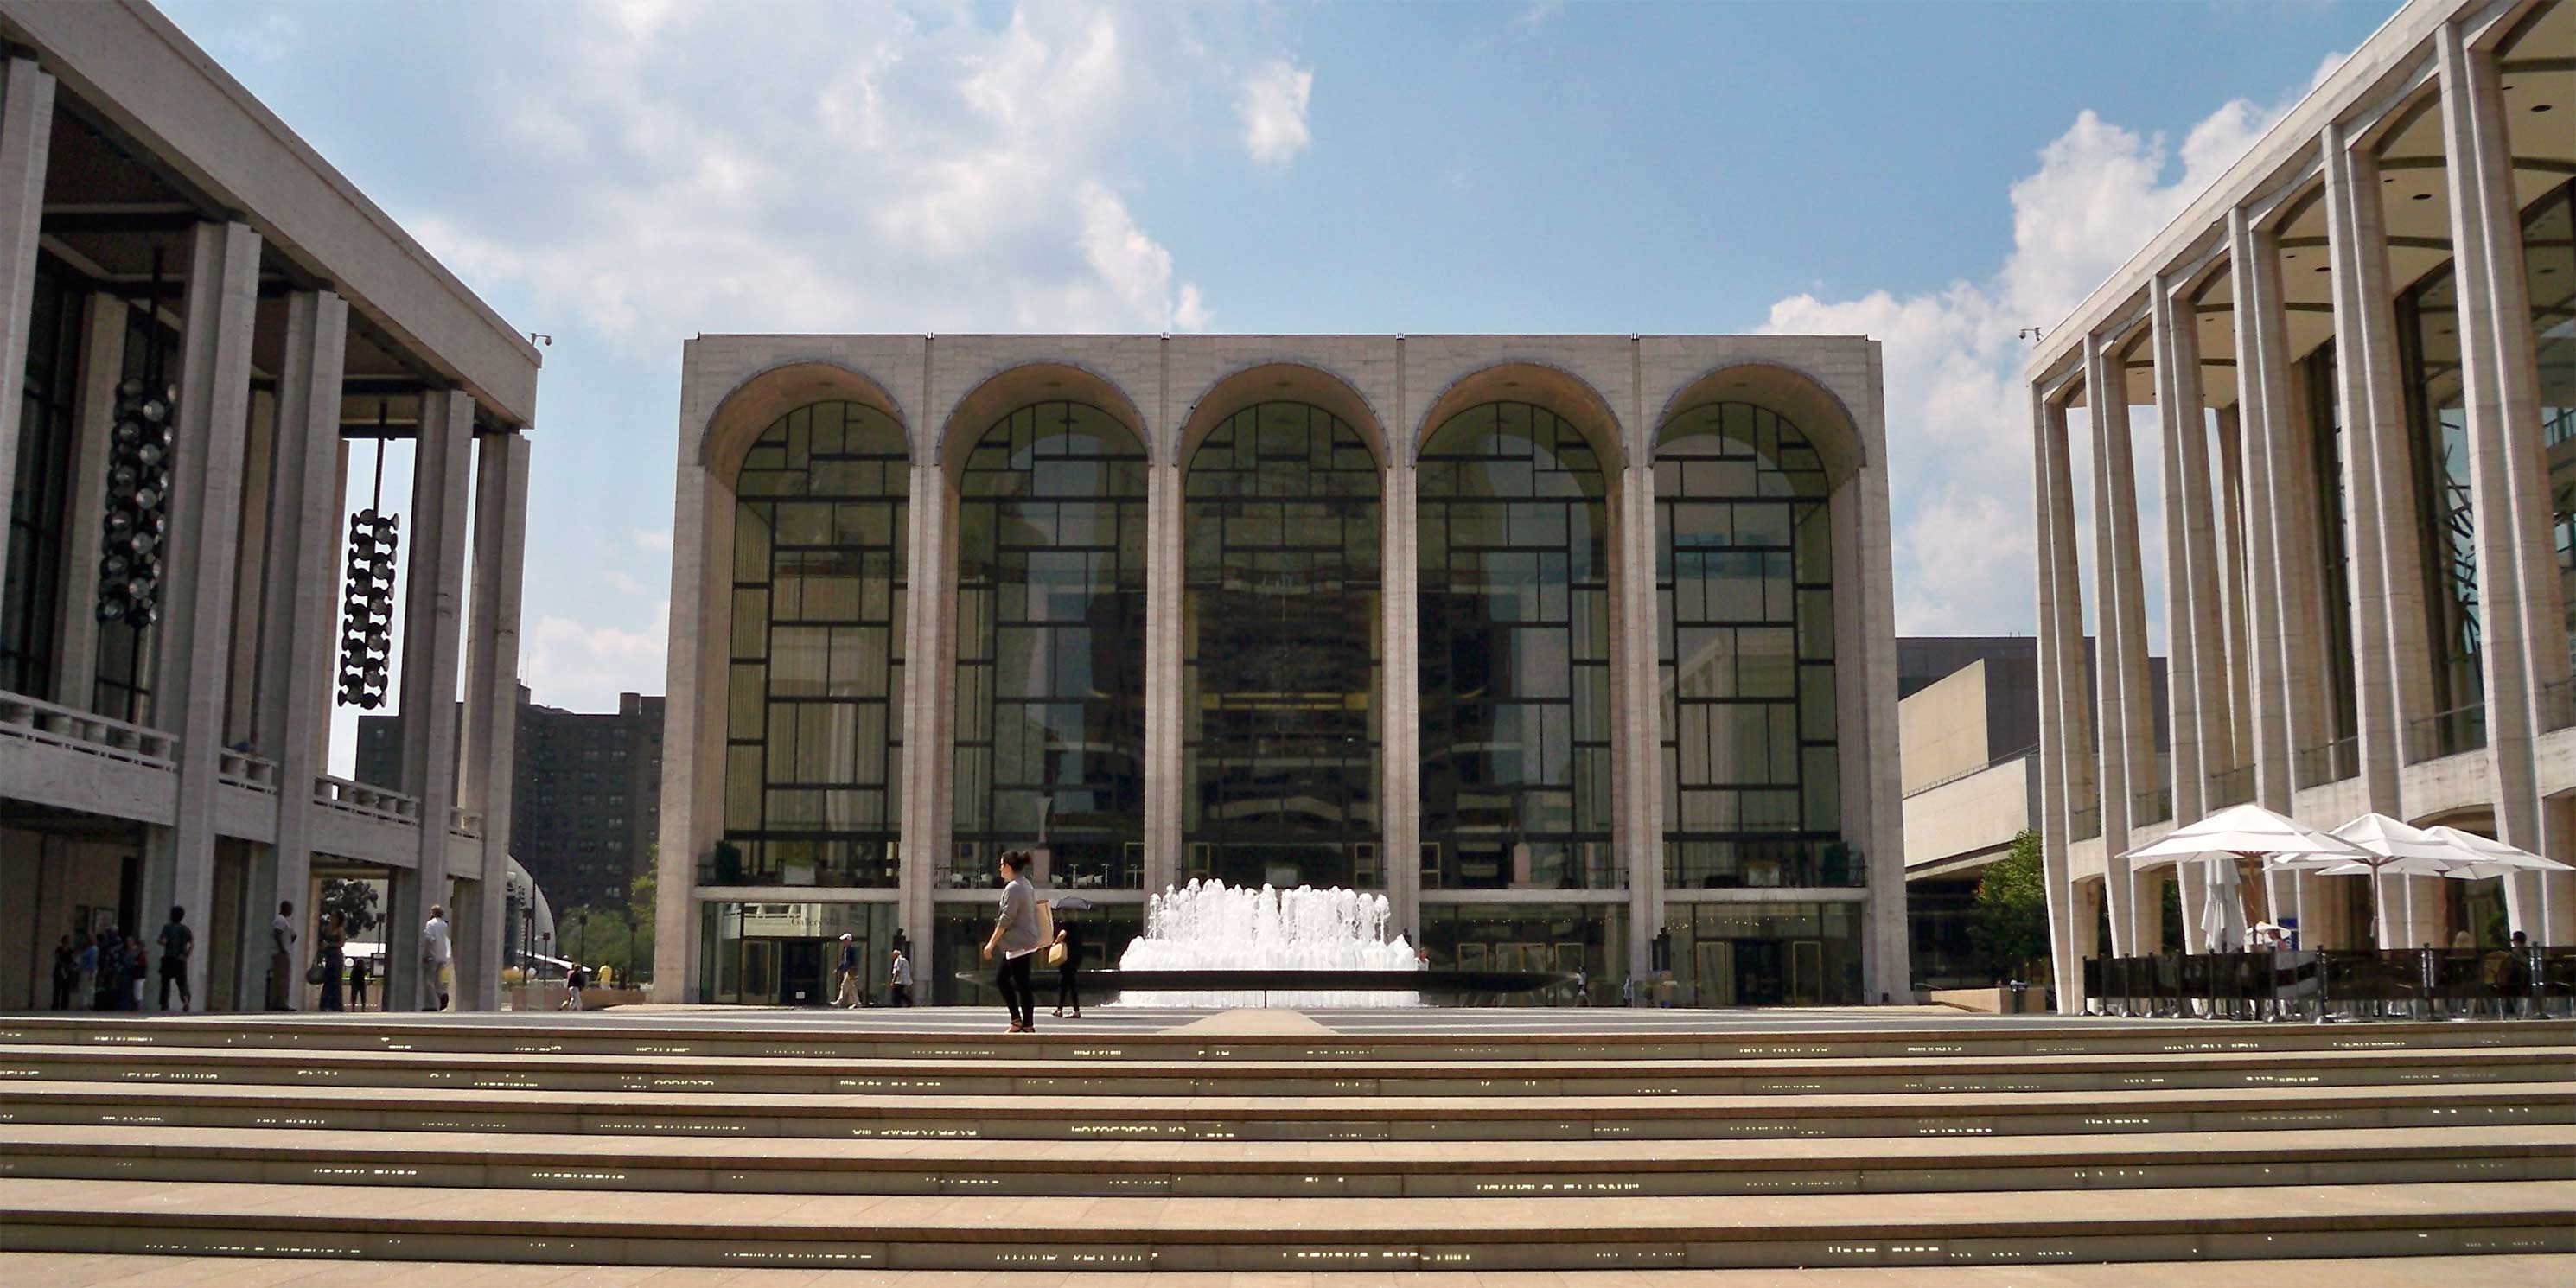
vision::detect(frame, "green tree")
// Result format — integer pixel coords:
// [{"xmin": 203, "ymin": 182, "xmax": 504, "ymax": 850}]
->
[
  {"xmin": 319, "ymin": 877, "xmax": 381, "ymax": 938},
  {"xmin": 1969, "ymin": 830, "xmax": 2051, "ymax": 983}
]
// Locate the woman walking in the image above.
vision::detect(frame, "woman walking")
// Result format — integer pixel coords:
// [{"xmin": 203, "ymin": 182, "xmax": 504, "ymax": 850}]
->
[
  {"xmin": 316, "ymin": 913, "xmax": 347, "ymax": 1012},
  {"xmin": 982, "ymin": 851, "xmax": 1044, "ymax": 1034},
  {"xmin": 1051, "ymin": 915, "xmax": 1082, "ymax": 1019}
]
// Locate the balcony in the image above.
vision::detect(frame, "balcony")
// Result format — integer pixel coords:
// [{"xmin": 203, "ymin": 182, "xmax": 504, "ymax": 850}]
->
[
  {"xmin": 450, "ymin": 807, "xmax": 484, "ymax": 838},
  {"xmin": 2208, "ymin": 765, "xmax": 2254, "ymax": 808},
  {"xmin": 0, "ymin": 689, "xmax": 175, "ymax": 767},
  {"xmin": 314, "ymin": 775, "xmax": 421, "ymax": 826},
  {"xmin": 2132, "ymin": 787, "xmax": 2173, "ymax": 826},
  {"xmin": 218, "ymin": 748, "xmax": 279, "ymax": 794},
  {"xmin": 2407, "ymin": 703, "xmax": 2486, "ymax": 764},
  {"xmin": 2293, "ymin": 736, "xmax": 2358, "ymax": 788},
  {"xmin": 2544, "ymin": 679, "xmax": 2575, "ymax": 733},
  {"xmin": 2069, "ymin": 807, "xmax": 2102, "ymax": 842}
]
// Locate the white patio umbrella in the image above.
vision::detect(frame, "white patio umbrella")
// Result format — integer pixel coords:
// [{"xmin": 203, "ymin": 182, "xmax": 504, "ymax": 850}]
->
[
  {"xmin": 2271, "ymin": 813, "xmax": 2487, "ymax": 947},
  {"xmin": 2199, "ymin": 851, "xmax": 2248, "ymax": 952},
  {"xmin": 2126, "ymin": 804, "xmax": 2367, "ymax": 953},
  {"xmin": 2423, "ymin": 826, "xmax": 2574, "ymax": 881}
]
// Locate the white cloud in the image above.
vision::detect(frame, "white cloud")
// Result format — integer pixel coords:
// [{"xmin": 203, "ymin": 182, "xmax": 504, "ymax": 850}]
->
[
  {"xmin": 632, "ymin": 528, "xmax": 673, "ymax": 554},
  {"xmin": 523, "ymin": 603, "xmax": 673, "ymax": 714},
  {"xmin": 406, "ymin": 1, "xmax": 1277, "ymax": 350},
  {"xmin": 1240, "ymin": 60, "xmax": 1314, "ymax": 166},
  {"xmin": 1760, "ymin": 64, "xmax": 2337, "ymax": 643}
]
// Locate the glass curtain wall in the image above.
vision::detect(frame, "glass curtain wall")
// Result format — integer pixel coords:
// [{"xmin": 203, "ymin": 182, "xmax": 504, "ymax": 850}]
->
[
  {"xmin": 1653, "ymin": 403, "xmax": 1850, "ymax": 889},
  {"xmin": 1418, "ymin": 902, "xmax": 1623, "ymax": 1004},
  {"xmin": 1660, "ymin": 900, "xmax": 1861, "ymax": 1006},
  {"xmin": 1417, "ymin": 403, "xmax": 1616, "ymax": 892},
  {"xmin": 2524, "ymin": 181, "xmax": 2574, "ymax": 681},
  {"xmin": 1183, "ymin": 402, "xmax": 1382, "ymax": 889},
  {"xmin": 696, "ymin": 900, "xmax": 899, "ymax": 1005},
  {"xmin": 1, "ymin": 254, "xmax": 81, "ymax": 698},
  {"xmin": 2401, "ymin": 239, "xmax": 2486, "ymax": 748},
  {"xmin": 721, "ymin": 401, "xmax": 909, "ymax": 887},
  {"xmin": 2298, "ymin": 344, "xmax": 2360, "ymax": 774},
  {"xmin": 952, "ymin": 402, "xmax": 1148, "ymax": 892},
  {"xmin": 928, "ymin": 899, "xmax": 1142, "ymax": 1006}
]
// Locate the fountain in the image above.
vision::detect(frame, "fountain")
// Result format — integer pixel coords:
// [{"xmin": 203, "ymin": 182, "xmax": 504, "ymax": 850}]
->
[{"xmin": 1115, "ymin": 879, "xmax": 1424, "ymax": 1007}]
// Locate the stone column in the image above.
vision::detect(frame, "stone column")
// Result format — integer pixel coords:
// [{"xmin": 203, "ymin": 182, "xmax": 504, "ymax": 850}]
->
[
  {"xmin": 2228, "ymin": 207, "xmax": 2330, "ymax": 939},
  {"xmin": 0, "ymin": 57, "xmax": 55, "ymax": 554},
  {"xmin": 2085, "ymin": 333, "xmax": 2158, "ymax": 953},
  {"xmin": 1142, "ymin": 453, "xmax": 1183, "ymax": 898},
  {"xmin": 1615, "ymin": 463, "xmax": 1661, "ymax": 984},
  {"xmin": 894, "ymin": 452, "xmax": 952, "ymax": 966},
  {"xmin": 2438, "ymin": 22, "xmax": 2573, "ymax": 940},
  {"xmin": 652, "ymin": 454, "xmax": 717, "ymax": 1004},
  {"xmin": 2324, "ymin": 123, "xmax": 2445, "ymax": 947},
  {"xmin": 54, "ymin": 293, "xmax": 129, "ymax": 711},
  {"xmin": 2032, "ymin": 390, "xmax": 2091, "ymax": 1012},
  {"xmin": 2211, "ymin": 407, "xmax": 2254, "ymax": 774},
  {"xmin": 143, "ymin": 221, "xmax": 262, "ymax": 1011},
  {"xmin": 252, "ymin": 290, "xmax": 348, "ymax": 1011},
  {"xmin": 1380, "ymin": 453, "xmax": 1421, "ymax": 940},
  {"xmin": 458, "ymin": 430, "xmax": 530, "ymax": 1010},
  {"xmin": 224, "ymin": 389, "xmax": 278, "ymax": 746},
  {"xmin": 2153, "ymin": 275, "xmax": 2228, "ymax": 951},
  {"xmin": 387, "ymin": 389, "xmax": 474, "ymax": 1011}
]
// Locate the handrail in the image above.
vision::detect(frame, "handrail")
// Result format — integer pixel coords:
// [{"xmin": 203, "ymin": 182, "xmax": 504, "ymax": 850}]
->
[
  {"xmin": 450, "ymin": 807, "xmax": 483, "ymax": 838},
  {"xmin": 1903, "ymin": 744, "xmax": 2037, "ymax": 799},
  {"xmin": 0, "ymin": 688, "xmax": 176, "ymax": 765},
  {"xmin": 2292, "ymin": 735, "xmax": 2358, "ymax": 788},
  {"xmin": 217, "ymin": 748, "xmax": 280, "ymax": 793},
  {"xmin": 2406, "ymin": 702, "xmax": 2486, "ymax": 764},
  {"xmin": 313, "ymin": 775, "xmax": 421, "ymax": 826},
  {"xmin": 2208, "ymin": 764, "xmax": 2254, "ymax": 807},
  {"xmin": 2544, "ymin": 679, "xmax": 2575, "ymax": 734}
]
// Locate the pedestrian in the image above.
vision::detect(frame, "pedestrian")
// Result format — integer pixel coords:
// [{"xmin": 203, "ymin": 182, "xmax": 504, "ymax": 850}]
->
[
  {"xmin": 92, "ymin": 927, "xmax": 121, "ymax": 1010},
  {"xmin": 1050, "ymin": 914, "xmax": 1081, "ymax": 1019},
  {"xmin": 834, "ymin": 932, "xmax": 862, "ymax": 1008},
  {"xmin": 74, "ymin": 932, "xmax": 97, "ymax": 1010},
  {"xmin": 50, "ymin": 935, "xmax": 78, "ymax": 1010},
  {"xmin": 888, "ymin": 947, "xmax": 912, "ymax": 1007},
  {"xmin": 1572, "ymin": 968, "xmax": 1589, "ymax": 1006},
  {"xmin": 1621, "ymin": 973, "xmax": 1636, "ymax": 1007},
  {"xmin": 156, "ymin": 906, "xmax": 194, "ymax": 1012},
  {"xmin": 316, "ymin": 912, "xmax": 347, "ymax": 1012},
  {"xmin": 348, "ymin": 952, "xmax": 372, "ymax": 1011},
  {"xmin": 267, "ymin": 901, "xmax": 298, "ymax": 1011},
  {"xmin": 124, "ymin": 936, "xmax": 147, "ymax": 1011},
  {"xmin": 560, "ymin": 962, "xmax": 587, "ymax": 1011},
  {"xmin": 421, "ymin": 904, "xmax": 452, "ymax": 1011},
  {"xmin": 981, "ymin": 851, "xmax": 1043, "ymax": 1034}
]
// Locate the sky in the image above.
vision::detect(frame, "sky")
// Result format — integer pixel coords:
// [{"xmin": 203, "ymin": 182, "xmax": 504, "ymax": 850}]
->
[{"xmin": 151, "ymin": 0, "xmax": 2396, "ymax": 773}]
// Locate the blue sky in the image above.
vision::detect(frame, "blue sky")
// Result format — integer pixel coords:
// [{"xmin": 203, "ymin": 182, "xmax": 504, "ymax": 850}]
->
[{"xmin": 155, "ymin": 0, "xmax": 2389, "ymax": 765}]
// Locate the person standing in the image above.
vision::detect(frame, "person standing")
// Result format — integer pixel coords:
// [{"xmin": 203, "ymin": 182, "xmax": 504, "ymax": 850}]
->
[
  {"xmin": 74, "ymin": 932, "xmax": 98, "ymax": 1010},
  {"xmin": 560, "ymin": 962, "xmax": 587, "ymax": 1011},
  {"xmin": 92, "ymin": 927, "xmax": 122, "ymax": 1011},
  {"xmin": 348, "ymin": 953, "xmax": 371, "ymax": 1011},
  {"xmin": 981, "ymin": 851, "xmax": 1043, "ymax": 1033},
  {"xmin": 1050, "ymin": 915, "xmax": 1082, "ymax": 1020},
  {"xmin": 316, "ymin": 913, "xmax": 347, "ymax": 1012},
  {"xmin": 420, "ymin": 904, "xmax": 452, "ymax": 1011},
  {"xmin": 50, "ymin": 935, "xmax": 78, "ymax": 1010},
  {"xmin": 267, "ymin": 902, "xmax": 299, "ymax": 1011},
  {"xmin": 124, "ymin": 936, "xmax": 148, "ymax": 1011},
  {"xmin": 833, "ymin": 933, "xmax": 861, "ymax": 1008},
  {"xmin": 888, "ymin": 947, "xmax": 913, "ymax": 1007},
  {"xmin": 156, "ymin": 906, "xmax": 194, "ymax": 1012}
]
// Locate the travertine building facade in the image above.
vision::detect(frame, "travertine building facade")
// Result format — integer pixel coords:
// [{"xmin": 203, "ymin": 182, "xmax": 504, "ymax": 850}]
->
[
  {"xmin": 2025, "ymin": 0, "xmax": 2575, "ymax": 1009},
  {"xmin": 654, "ymin": 334, "xmax": 1904, "ymax": 1005}
]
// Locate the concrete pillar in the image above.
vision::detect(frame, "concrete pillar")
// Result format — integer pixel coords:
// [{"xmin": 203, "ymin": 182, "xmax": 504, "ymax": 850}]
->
[
  {"xmin": 2438, "ymin": 22, "xmax": 2573, "ymax": 939},
  {"xmin": 2211, "ymin": 406, "xmax": 2254, "ymax": 773},
  {"xmin": 2228, "ymin": 207, "xmax": 2329, "ymax": 939},
  {"xmin": 652, "ymin": 454, "xmax": 718, "ymax": 1004},
  {"xmin": 893, "ymin": 450, "xmax": 952, "ymax": 972},
  {"xmin": 252, "ymin": 290, "xmax": 348, "ymax": 1011},
  {"xmin": 458, "ymin": 430, "xmax": 530, "ymax": 1010},
  {"xmin": 1142, "ymin": 453, "xmax": 1182, "ymax": 897},
  {"xmin": 0, "ymin": 57, "xmax": 55, "ymax": 557},
  {"xmin": 387, "ymin": 389, "xmax": 474, "ymax": 1011},
  {"xmin": 1852, "ymin": 354, "xmax": 1909, "ymax": 1003},
  {"xmin": 2154, "ymin": 276, "xmax": 2229, "ymax": 953},
  {"xmin": 1615, "ymin": 464, "xmax": 1661, "ymax": 984},
  {"xmin": 1380, "ymin": 451, "xmax": 1421, "ymax": 941},
  {"xmin": 142, "ymin": 221, "xmax": 262, "ymax": 1011},
  {"xmin": 54, "ymin": 293, "xmax": 128, "ymax": 711},
  {"xmin": 2033, "ymin": 390, "xmax": 2091, "ymax": 1011},
  {"xmin": 2085, "ymin": 333, "xmax": 2157, "ymax": 953},
  {"xmin": 223, "ymin": 389, "xmax": 277, "ymax": 747},
  {"xmin": 2323, "ymin": 124, "xmax": 2447, "ymax": 947}
]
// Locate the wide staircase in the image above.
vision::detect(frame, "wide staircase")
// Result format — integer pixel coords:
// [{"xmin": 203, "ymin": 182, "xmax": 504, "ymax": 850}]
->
[{"xmin": 0, "ymin": 1013, "xmax": 2570, "ymax": 1280}]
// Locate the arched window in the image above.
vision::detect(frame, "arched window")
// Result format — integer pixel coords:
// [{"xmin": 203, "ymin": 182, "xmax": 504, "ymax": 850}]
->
[
  {"xmin": 1418, "ymin": 402, "xmax": 1616, "ymax": 891},
  {"xmin": 952, "ymin": 402, "xmax": 1149, "ymax": 889},
  {"xmin": 723, "ymin": 400, "xmax": 909, "ymax": 887},
  {"xmin": 1654, "ymin": 402, "xmax": 1846, "ymax": 889},
  {"xmin": 1183, "ymin": 402, "xmax": 1382, "ymax": 889}
]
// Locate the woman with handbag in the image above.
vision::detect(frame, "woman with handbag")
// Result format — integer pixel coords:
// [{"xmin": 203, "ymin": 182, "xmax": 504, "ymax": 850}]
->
[
  {"xmin": 313, "ymin": 913, "xmax": 346, "ymax": 1011},
  {"xmin": 1050, "ymin": 915, "xmax": 1081, "ymax": 1019},
  {"xmin": 981, "ymin": 851, "xmax": 1044, "ymax": 1034}
]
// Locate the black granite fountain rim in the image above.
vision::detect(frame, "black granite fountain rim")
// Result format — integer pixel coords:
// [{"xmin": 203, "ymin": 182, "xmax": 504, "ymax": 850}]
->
[{"xmin": 951, "ymin": 968, "xmax": 1574, "ymax": 994}]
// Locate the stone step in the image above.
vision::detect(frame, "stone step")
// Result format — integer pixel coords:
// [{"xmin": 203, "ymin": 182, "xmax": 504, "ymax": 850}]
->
[
  {"xmin": 1, "ymin": 1177, "xmax": 2566, "ymax": 1272},
  {"xmin": 6, "ymin": 1041, "xmax": 2561, "ymax": 1098},
  {"xmin": 4, "ymin": 1014, "xmax": 2562, "ymax": 1062},
  {"xmin": 4, "ymin": 1123, "xmax": 2569, "ymax": 1197},
  {"xmin": 3, "ymin": 1077, "xmax": 2565, "ymax": 1141}
]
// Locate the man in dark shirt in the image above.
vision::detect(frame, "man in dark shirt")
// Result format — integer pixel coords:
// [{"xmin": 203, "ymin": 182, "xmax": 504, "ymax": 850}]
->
[
  {"xmin": 834, "ymin": 933, "xmax": 862, "ymax": 1008},
  {"xmin": 156, "ymin": 907, "xmax": 194, "ymax": 1011}
]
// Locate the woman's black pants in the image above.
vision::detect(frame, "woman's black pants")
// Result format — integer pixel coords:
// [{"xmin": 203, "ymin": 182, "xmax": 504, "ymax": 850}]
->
[
  {"xmin": 1055, "ymin": 965, "xmax": 1080, "ymax": 1012},
  {"xmin": 998, "ymin": 953, "xmax": 1036, "ymax": 1027}
]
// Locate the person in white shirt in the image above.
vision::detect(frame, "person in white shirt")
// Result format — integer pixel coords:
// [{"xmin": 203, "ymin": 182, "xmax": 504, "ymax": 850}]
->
[
  {"xmin": 266, "ymin": 902, "xmax": 298, "ymax": 1011},
  {"xmin": 889, "ymin": 947, "xmax": 913, "ymax": 1007},
  {"xmin": 421, "ymin": 905, "xmax": 452, "ymax": 1011}
]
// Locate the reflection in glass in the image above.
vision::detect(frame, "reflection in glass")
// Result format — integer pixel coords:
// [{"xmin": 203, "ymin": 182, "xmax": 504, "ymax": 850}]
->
[
  {"xmin": 1660, "ymin": 899, "xmax": 1860, "ymax": 1004},
  {"xmin": 928, "ymin": 899, "xmax": 1142, "ymax": 1005},
  {"xmin": 1418, "ymin": 902, "xmax": 1624, "ymax": 1005},
  {"xmin": 1418, "ymin": 403, "xmax": 1616, "ymax": 890},
  {"xmin": 696, "ymin": 901, "xmax": 899, "ymax": 1005},
  {"xmin": 952, "ymin": 403, "xmax": 1148, "ymax": 890},
  {"xmin": 2520, "ymin": 180, "xmax": 2574, "ymax": 675},
  {"xmin": 1183, "ymin": 402, "xmax": 1382, "ymax": 889},
  {"xmin": 2402, "ymin": 252, "xmax": 2484, "ymax": 711},
  {"xmin": 1654, "ymin": 403, "xmax": 1852, "ymax": 889},
  {"xmin": 724, "ymin": 401, "xmax": 908, "ymax": 887}
]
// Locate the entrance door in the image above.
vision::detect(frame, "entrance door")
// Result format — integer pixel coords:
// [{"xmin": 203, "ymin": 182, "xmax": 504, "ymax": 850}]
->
[
  {"xmin": 1694, "ymin": 941, "xmax": 1734, "ymax": 1007},
  {"xmin": 779, "ymin": 940, "xmax": 825, "ymax": 1006},
  {"xmin": 1789, "ymin": 940, "xmax": 1824, "ymax": 1005},
  {"xmin": 741, "ymin": 940, "xmax": 778, "ymax": 1004},
  {"xmin": 1735, "ymin": 940, "xmax": 1786, "ymax": 1005}
]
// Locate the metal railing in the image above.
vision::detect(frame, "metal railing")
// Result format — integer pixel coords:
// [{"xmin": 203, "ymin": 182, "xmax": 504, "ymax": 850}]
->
[
  {"xmin": 2207, "ymin": 765, "xmax": 2254, "ymax": 807},
  {"xmin": 313, "ymin": 775, "xmax": 421, "ymax": 826},
  {"xmin": 2544, "ymin": 679, "xmax": 2575, "ymax": 733},
  {"xmin": 2131, "ymin": 787, "xmax": 2172, "ymax": 825},
  {"xmin": 2069, "ymin": 807, "xmax": 2101, "ymax": 842},
  {"xmin": 0, "ymin": 688, "xmax": 177, "ymax": 766},
  {"xmin": 2088, "ymin": 947, "xmax": 2572, "ymax": 1020},
  {"xmin": 217, "ymin": 748, "xmax": 279, "ymax": 794},
  {"xmin": 1903, "ymin": 744, "xmax": 2037, "ymax": 799},
  {"xmin": 2407, "ymin": 702, "xmax": 2486, "ymax": 763},
  {"xmin": 2292, "ymin": 736, "xmax": 2358, "ymax": 788}
]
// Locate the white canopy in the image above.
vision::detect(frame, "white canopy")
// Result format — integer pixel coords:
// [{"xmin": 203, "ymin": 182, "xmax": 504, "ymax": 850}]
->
[
  {"xmin": 2424, "ymin": 826, "xmax": 2573, "ymax": 880},
  {"xmin": 2279, "ymin": 813, "xmax": 2484, "ymax": 879},
  {"xmin": 2124, "ymin": 803, "xmax": 2370, "ymax": 867},
  {"xmin": 2198, "ymin": 852, "xmax": 2248, "ymax": 952}
]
